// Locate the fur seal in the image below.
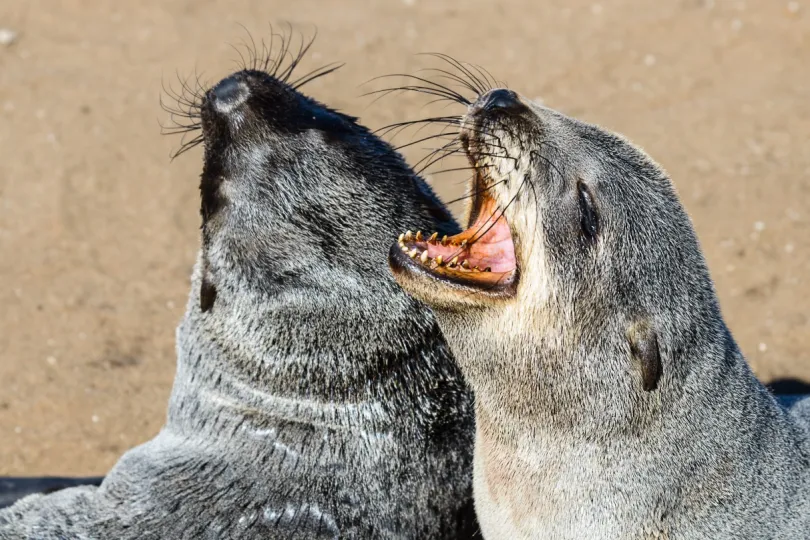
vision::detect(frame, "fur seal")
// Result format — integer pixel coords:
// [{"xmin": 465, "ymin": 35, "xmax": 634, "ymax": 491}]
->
[
  {"xmin": 387, "ymin": 64, "xmax": 810, "ymax": 539},
  {"xmin": 0, "ymin": 38, "xmax": 480, "ymax": 539}
]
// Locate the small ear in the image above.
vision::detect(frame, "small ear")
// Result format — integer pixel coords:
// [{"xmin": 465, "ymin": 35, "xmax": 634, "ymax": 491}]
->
[
  {"xmin": 627, "ymin": 321, "xmax": 662, "ymax": 392},
  {"xmin": 200, "ymin": 276, "xmax": 217, "ymax": 313}
]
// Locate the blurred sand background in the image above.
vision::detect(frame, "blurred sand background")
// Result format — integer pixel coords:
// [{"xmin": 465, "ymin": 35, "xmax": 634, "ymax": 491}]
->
[{"xmin": 1, "ymin": 0, "xmax": 808, "ymax": 475}]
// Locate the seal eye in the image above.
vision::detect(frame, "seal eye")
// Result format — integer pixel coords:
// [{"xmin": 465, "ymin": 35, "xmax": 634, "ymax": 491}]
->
[{"xmin": 577, "ymin": 181, "xmax": 599, "ymax": 243}]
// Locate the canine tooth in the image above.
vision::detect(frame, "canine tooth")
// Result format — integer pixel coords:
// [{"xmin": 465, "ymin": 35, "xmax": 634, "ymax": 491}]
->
[
  {"xmin": 460, "ymin": 239, "xmax": 468, "ymax": 248},
  {"xmin": 398, "ymin": 233, "xmax": 404, "ymax": 244},
  {"xmin": 450, "ymin": 256, "xmax": 459, "ymax": 266},
  {"xmin": 409, "ymin": 248, "xmax": 418, "ymax": 258},
  {"xmin": 416, "ymin": 231, "xmax": 423, "ymax": 241},
  {"xmin": 435, "ymin": 255, "xmax": 443, "ymax": 265},
  {"xmin": 420, "ymin": 250, "xmax": 429, "ymax": 263},
  {"xmin": 461, "ymin": 260, "xmax": 470, "ymax": 269},
  {"xmin": 428, "ymin": 232, "xmax": 438, "ymax": 243},
  {"xmin": 405, "ymin": 230, "xmax": 413, "ymax": 241},
  {"xmin": 441, "ymin": 235, "xmax": 448, "ymax": 245}
]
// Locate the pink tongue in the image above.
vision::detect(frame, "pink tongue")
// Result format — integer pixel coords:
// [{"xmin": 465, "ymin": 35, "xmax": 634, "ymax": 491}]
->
[
  {"xmin": 468, "ymin": 235, "xmax": 516, "ymax": 273},
  {"xmin": 424, "ymin": 212, "xmax": 516, "ymax": 273}
]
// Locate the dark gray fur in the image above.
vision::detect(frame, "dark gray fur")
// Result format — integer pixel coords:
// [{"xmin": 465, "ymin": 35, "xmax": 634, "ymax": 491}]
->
[
  {"xmin": 0, "ymin": 61, "xmax": 479, "ymax": 538},
  {"xmin": 395, "ymin": 87, "xmax": 810, "ymax": 539}
]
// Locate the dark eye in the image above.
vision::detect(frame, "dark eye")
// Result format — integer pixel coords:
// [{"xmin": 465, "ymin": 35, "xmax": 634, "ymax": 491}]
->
[{"xmin": 577, "ymin": 181, "xmax": 599, "ymax": 243}]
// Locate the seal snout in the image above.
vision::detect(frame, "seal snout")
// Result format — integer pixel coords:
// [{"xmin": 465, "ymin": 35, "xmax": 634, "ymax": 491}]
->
[
  {"xmin": 469, "ymin": 88, "xmax": 525, "ymax": 116},
  {"xmin": 208, "ymin": 75, "xmax": 249, "ymax": 114},
  {"xmin": 482, "ymin": 89, "xmax": 519, "ymax": 111}
]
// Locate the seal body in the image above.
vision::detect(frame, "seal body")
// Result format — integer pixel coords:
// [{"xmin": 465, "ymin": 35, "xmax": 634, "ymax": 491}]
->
[
  {"xmin": 388, "ymin": 75, "xmax": 810, "ymax": 539},
  {"xmin": 0, "ymin": 59, "xmax": 479, "ymax": 538}
]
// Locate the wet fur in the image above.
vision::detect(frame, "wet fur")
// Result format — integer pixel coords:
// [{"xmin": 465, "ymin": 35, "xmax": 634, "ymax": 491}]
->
[
  {"xmin": 0, "ymin": 38, "xmax": 479, "ymax": 539},
  {"xmin": 386, "ymin": 66, "xmax": 810, "ymax": 539}
]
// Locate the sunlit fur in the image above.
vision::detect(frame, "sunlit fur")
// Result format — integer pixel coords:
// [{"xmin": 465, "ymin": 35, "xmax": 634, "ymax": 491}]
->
[
  {"xmin": 0, "ymin": 35, "xmax": 480, "ymax": 539},
  {"xmin": 385, "ymin": 60, "xmax": 810, "ymax": 539}
]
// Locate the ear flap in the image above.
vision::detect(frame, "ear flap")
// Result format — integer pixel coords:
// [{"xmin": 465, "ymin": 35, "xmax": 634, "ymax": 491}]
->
[
  {"xmin": 199, "ymin": 249, "xmax": 217, "ymax": 313},
  {"xmin": 627, "ymin": 321, "xmax": 662, "ymax": 392},
  {"xmin": 200, "ymin": 276, "xmax": 217, "ymax": 313}
]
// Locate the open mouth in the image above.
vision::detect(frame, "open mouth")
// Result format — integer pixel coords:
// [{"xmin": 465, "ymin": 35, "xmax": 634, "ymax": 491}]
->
[{"xmin": 389, "ymin": 174, "xmax": 518, "ymax": 298}]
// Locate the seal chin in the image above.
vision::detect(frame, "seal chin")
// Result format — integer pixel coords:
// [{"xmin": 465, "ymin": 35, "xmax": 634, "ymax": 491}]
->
[{"xmin": 388, "ymin": 184, "xmax": 519, "ymax": 306}]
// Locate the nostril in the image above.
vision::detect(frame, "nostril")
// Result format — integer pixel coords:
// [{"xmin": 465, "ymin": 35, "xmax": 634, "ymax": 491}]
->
[
  {"xmin": 483, "ymin": 89, "xmax": 519, "ymax": 111},
  {"xmin": 209, "ymin": 76, "xmax": 249, "ymax": 113}
]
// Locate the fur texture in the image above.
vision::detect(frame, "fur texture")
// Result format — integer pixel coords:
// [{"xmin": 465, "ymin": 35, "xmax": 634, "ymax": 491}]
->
[
  {"xmin": 0, "ymin": 52, "xmax": 479, "ymax": 538},
  {"xmin": 391, "ymin": 81, "xmax": 810, "ymax": 539}
]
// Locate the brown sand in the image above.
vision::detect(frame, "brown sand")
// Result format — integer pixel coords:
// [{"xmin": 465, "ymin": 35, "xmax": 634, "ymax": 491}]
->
[{"xmin": 1, "ymin": 0, "xmax": 808, "ymax": 475}]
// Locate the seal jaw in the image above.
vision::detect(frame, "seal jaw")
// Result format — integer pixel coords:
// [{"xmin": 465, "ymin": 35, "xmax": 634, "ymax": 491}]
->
[
  {"xmin": 388, "ymin": 88, "xmax": 534, "ymax": 306},
  {"xmin": 388, "ymin": 188, "xmax": 519, "ymax": 305}
]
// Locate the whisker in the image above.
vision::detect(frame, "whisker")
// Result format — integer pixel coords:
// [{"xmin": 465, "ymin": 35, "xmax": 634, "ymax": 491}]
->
[
  {"xmin": 238, "ymin": 23, "xmax": 259, "ymax": 70},
  {"xmin": 392, "ymin": 132, "xmax": 460, "ymax": 152},
  {"xmin": 443, "ymin": 178, "xmax": 507, "ymax": 206},
  {"xmin": 374, "ymin": 116, "xmax": 462, "ymax": 137},
  {"xmin": 415, "ymin": 147, "xmax": 466, "ymax": 175},
  {"xmin": 291, "ymin": 62, "xmax": 345, "ymax": 89},
  {"xmin": 365, "ymin": 84, "xmax": 469, "ymax": 106},
  {"xmin": 365, "ymin": 73, "xmax": 471, "ymax": 105},
  {"xmin": 278, "ymin": 28, "xmax": 316, "ymax": 82},
  {"xmin": 227, "ymin": 41, "xmax": 249, "ymax": 73},
  {"xmin": 426, "ymin": 165, "xmax": 481, "ymax": 176},
  {"xmin": 420, "ymin": 53, "xmax": 488, "ymax": 96},
  {"xmin": 467, "ymin": 62, "xmax": 497, "ymax": 92},
  {"xmin": 271, "ymin": 24, "xmax": 294, "ymax": 78},
  {"xmin": 416, "ymin": 67, "xmax": 481, "ymax": 97},
  {"xmin": 170, "ymin": 134, "xmax": 204, "ymax": 160}
]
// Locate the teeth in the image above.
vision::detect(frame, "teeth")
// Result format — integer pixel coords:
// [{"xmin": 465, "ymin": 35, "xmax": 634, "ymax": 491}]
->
[
  {"xmin": 405, "ymin": 230, "xmax": 413, "ymax": 241},
  {"xmin": 461, "ymin": 260, "xmax": 470, "ymax": 269},
  {"xmin": 460, "ymin": 239, "xmax": 468, "ymax": 248},
  {"xmin": 409, "ymin": 248, "xmax": 418, "ymax": 259},
  {"xmin": 398, "ymin": 233, "xmax": 404, "ymax": 244},
  {"xmin": 401, "ymin": 245, "xmax": 409, "ymax": 253},
  {"xmin": 428, "ymin": 232, "xmax": 438, "ymax": 243},
  {"xmin": 473, "ymin": 266, "xmax": 481, "ymax": 272},
  {"xmin": 484, "ymin": 267, "xmax": 492, "ymax": 272},
  {"xmin": 441, "ymin": 235, "xmax": 448, "ymax": 246},
  {"xmin": 415, "ymin": 231, "xmax": 423, "ymax": 241},
  {"xmin": 420, "ymin": 250, "xmax": 429, "ymax": 263},
  {"xmin": 450, "ymin": 256, "xmax": 459, "ymax": 266},
  {"xmin": 435, "ymin": 255, "xmax": 443, "ymax": 266},
  {"xmin": 448, "ymin": 260, "xmax": 457, "ymax": 268}
]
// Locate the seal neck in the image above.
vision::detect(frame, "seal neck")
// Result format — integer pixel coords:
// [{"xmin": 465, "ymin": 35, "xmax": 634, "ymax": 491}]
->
[{"xmin": 165, "ymin": 297, "xmax": 470, "ymax": 442}]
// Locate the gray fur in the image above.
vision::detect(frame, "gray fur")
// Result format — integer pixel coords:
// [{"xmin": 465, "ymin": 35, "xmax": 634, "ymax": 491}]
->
[
  {"xmin": 0, "ymin": 64, "xmax": 479, "ymax": 538},
  {"xmin": 393, "ymin": 87, "xmax": 810, "ymax": 539}
]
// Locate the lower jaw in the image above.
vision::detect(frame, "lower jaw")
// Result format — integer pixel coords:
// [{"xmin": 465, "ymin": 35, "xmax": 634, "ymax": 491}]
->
[
  {"xmin": 389, "ymin": 188, "xmax": 519, "ymax": 301},
  {"xmin": 388, "ymin": 251, "xmax": 518, "ymax": 310}
]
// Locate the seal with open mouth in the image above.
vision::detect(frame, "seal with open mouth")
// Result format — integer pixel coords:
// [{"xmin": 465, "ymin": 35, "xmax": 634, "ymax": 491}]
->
[
  {"xmin": 0, "ymin": 36, "xmax": 479, "ymax": 539},
  {"xmin": 387, "ymin": 64, "xmax": 810, "ymax": 539}
]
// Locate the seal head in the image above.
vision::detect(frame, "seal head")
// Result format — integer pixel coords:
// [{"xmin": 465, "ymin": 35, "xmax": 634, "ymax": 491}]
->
[
  {"xmin": 388, "ymin": 66, "xmax": 810, "ymax": 539},
  {"xmin": 390, "ymin": 84, "xmax": 706, "ymax": 406}
]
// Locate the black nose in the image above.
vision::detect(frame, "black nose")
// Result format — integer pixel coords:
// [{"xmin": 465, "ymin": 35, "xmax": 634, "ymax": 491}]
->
[
  {"xmin": 482, "ymin": 89, "xmax": 520, "ymax": 111},
  {"xmin": 209, "ymin": 76, "xmax": 249, "ymax": 112}
]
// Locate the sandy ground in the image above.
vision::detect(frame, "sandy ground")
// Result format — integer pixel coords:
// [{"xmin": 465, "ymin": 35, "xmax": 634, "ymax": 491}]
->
[{"xmin": 0, "ymin": 0, "xmax": 808, "ymax": 475}]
